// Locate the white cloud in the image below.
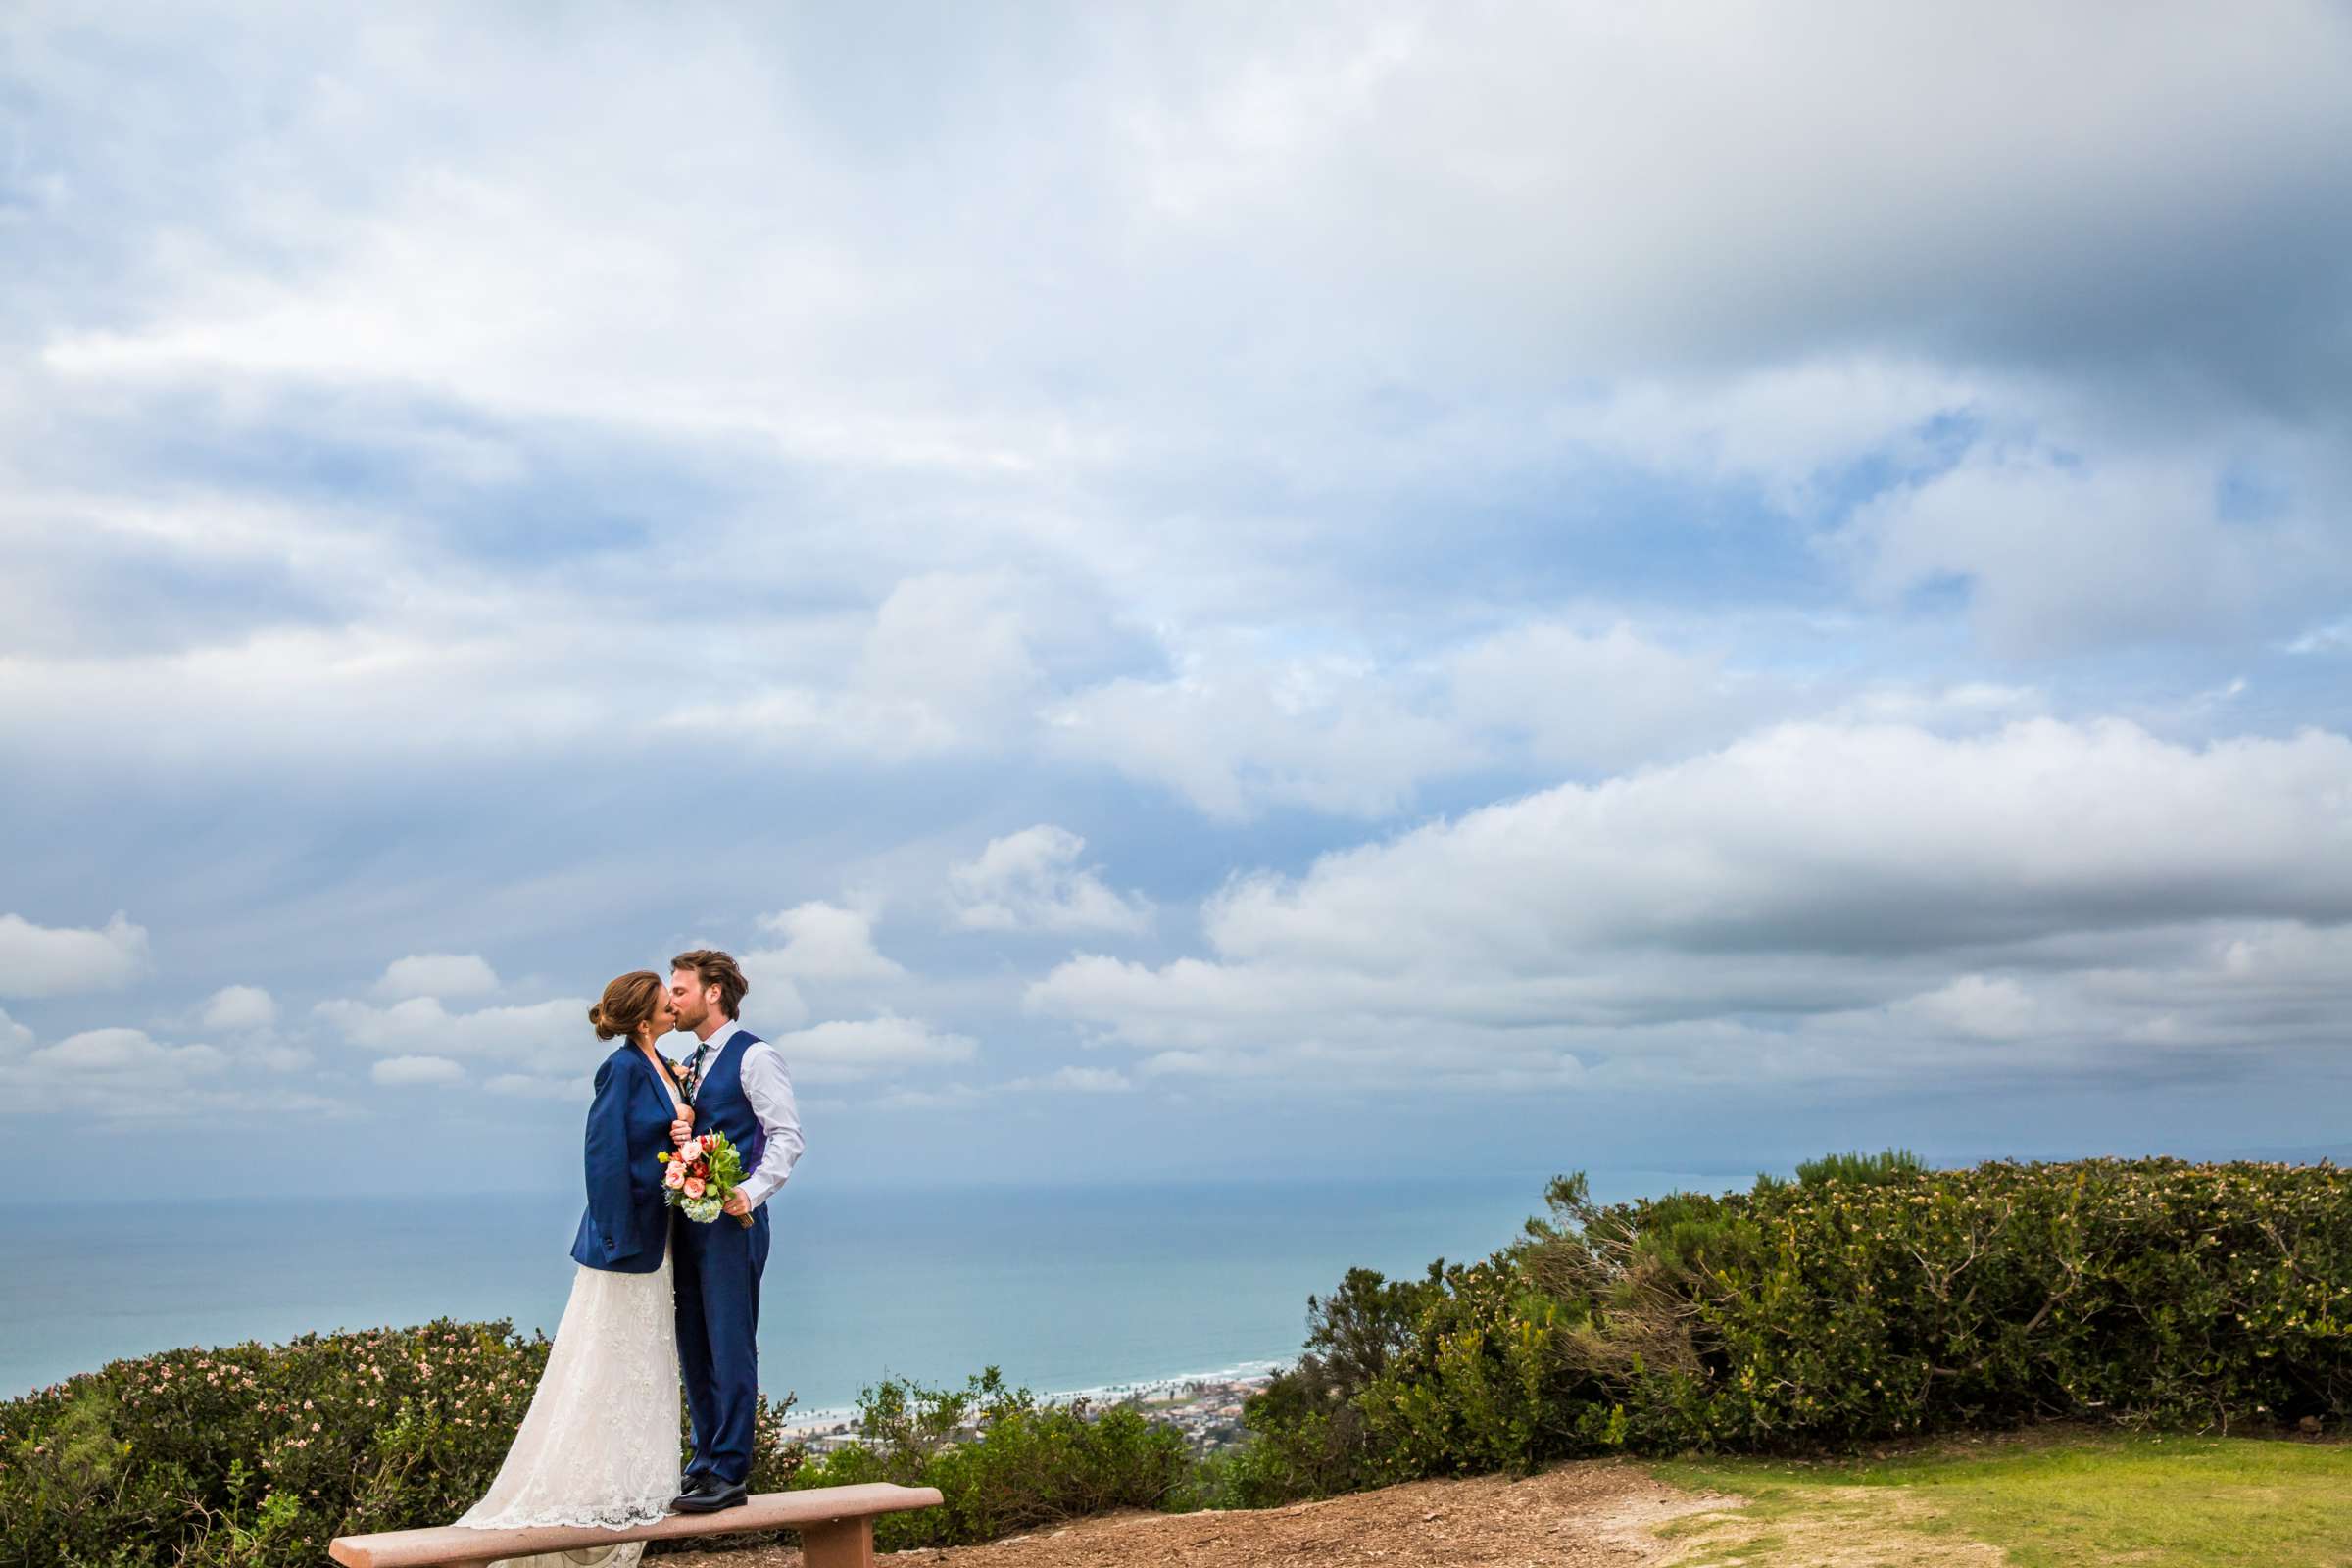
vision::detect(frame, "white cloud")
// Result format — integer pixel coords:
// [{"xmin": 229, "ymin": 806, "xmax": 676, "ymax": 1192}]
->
[
  {"xmin": 871, "ymin": 1082, "xmax": 992, "ymax": 1111},
  {"xmin": 1046, "ymin": 640, "xmax": 1470, "ymax": 819},
  {"xmin": 1030, "ymin": 718, "xmax": 2352, "ymax": 1091},
  {"xmin": 1888, "ymin": 975, "xmax": 2040, "ymax": 1042},
  {"xmin": 1829, "ymin": 681, "xmax": 2046, "ymax": 729},
  {"xmin": 1195, "ymin": 719, "xmax": 2352, "ymax": 966},
  {"xmin": 654, "ymin": 573, "xmax": 1049, "ymax": 762},
  {"xmin": 242, "ymin": 1041, "xmax": 314, "ymax": 1073},
  {"xmin": 0, "ymin": 1012, "xmax": 337, "ymax": 1119},
  {"xmin": 770, "ymin": 1014, "xmax": 978, "ymax": 1084},
  {"xmin": 486, "ymin": 1071, "xmax": 592, "ymax": 1101},
  {"xmin": 2287, "ymin": 618, "xmax": 2352, "ymax": 655},
  {"xmin": 947, "ymin": 826, "xmax": 1152, "ymax": 935},
  {"xmin": 43, "ymin": 6, "xmax": 2351, "ymax": 421},
  {"xmin": 860, "ymin": 1062, "xmax": 1137, "ymax": 1104},
  {"xmin": 1046, "ymin": 619, "xmax": 1788, "ymax": 820},
  {"xmin": 1112, "ymin": 5, "xmax": 2352, "ymax": 397},
  {"xmin": 26, "ymin": 1026, "xmax": 223, "ymax": 1078},
  {"xmin": 372, "ymin": 1054, "xmax": 466, "ymax": 1086},
  {"xmin": 850, "ymin": 572, "xmax": 1043, "ymax": 752},
  {"xmin": 0, "ymin": 6, "xmax": 2341, "ymax": 808},
  {"xmin": 748, "ymin": 903, "xmax": 906, "ymax": 982},
  {"xmin": 0, "ymin": 912, "xmax": 150, "ymax": 998},
  {"xmin": 1838, "ymin": 450, "xmax": 2281, "ymax": 656},
  {"xmin": 200, "ymin": 984, "xmax": 277, "ymax": 1032},
  {"xmin": 0, "ymin": 1025, "xmax": 343, "ymax": 1122},
  {"xmin": 316, "ymin": 994, "xmax": 592, "ymax": 1078},
  {"xmin": 373, "ymin": 954, "xmax": 502, "ymax": 1002},
  {"xmin": 1557, "ymin": 355, "xmax": 1987, "ymax": 512},
  {"xmin": 721, "ymin": 967, "xmax": 811, "ymax": 1031},
  {"xmin": 1030, "ymin": 1065, "xmax": 1133, "ymax": 1094},
  {"xmin": 1439, "ymin": 622, "xmax": 1763, "ymax": 777}
]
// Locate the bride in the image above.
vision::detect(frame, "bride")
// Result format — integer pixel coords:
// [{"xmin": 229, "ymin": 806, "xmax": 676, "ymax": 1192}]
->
[{"xmin": 454, "ymin": 970, "xmax": 692, "ymax": 1567}]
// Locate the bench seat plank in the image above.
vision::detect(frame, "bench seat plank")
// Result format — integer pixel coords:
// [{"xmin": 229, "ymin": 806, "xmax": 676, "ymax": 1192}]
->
[{"xmin": 327, "ymin": 1482, "xmax": 944, "ymax": 1567}]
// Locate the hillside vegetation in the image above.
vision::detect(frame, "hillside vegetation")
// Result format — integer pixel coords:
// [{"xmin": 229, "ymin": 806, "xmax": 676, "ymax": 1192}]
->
[
  {"xmin": 1205, "ymin": 1152, "xmax": 2347, "ymax": 1506},
  {"xmin": 3, "ymin": 1153, "xmax": 2342, "ymax": 1565}
]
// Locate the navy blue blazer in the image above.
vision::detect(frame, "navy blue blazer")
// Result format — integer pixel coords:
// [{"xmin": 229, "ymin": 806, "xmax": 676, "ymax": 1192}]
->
[{"xmin": 569, "ymin": 1044, "xmax": 683, "ymax": 1273}]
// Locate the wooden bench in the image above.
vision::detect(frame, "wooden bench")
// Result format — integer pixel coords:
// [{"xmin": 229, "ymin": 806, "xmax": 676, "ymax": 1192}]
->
[{"xmin": 326, "ymin": 1482, "xmax": 945, "ymax": 1568}]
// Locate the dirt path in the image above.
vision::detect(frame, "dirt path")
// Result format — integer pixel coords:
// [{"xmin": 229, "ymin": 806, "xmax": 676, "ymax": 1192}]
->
[{"xmin": 666, "ymin": 1460, "xmax": 1744, "ymax": 1567}]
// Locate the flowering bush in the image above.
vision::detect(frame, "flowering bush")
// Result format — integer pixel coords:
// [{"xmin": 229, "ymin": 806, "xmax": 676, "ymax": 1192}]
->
[{"xmin": 0, "ymin": 1320, "xmax": 803, "ymax": 1568}]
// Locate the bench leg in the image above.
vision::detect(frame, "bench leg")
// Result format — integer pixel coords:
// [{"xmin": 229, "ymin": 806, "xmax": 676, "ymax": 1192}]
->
[{"xmin": 798, "ymin": 1517, "xmax": 875, "ymax": 1568}]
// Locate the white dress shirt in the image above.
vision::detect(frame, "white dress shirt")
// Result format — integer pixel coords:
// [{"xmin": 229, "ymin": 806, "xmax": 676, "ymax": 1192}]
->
[{"xmin": 690, "ymin": 1020, "xmax": 804, "ymax": 1210}]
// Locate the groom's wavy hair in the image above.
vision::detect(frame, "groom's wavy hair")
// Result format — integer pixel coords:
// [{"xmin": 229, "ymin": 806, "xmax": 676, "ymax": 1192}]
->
[{"xmin": 671, "ymin": 948, "xmax": 749, "ymax": 1020}]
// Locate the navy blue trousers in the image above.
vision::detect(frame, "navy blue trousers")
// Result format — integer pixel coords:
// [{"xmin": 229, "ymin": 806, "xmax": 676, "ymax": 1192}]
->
[{"xmin": 673, "ymin": 1207, "xmax": 770, "ymax": 1485}]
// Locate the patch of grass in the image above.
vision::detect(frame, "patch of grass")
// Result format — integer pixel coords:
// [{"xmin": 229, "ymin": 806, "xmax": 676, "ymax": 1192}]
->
[{"xmin": 1653, "ymin": 1427, "xmax": 2352, "ymax": 1568}]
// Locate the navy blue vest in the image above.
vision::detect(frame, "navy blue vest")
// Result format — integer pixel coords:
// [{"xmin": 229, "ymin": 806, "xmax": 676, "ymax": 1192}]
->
[{"xmin": 689, "ymin": 1026, "xmax": 766, "ymax": 1176}]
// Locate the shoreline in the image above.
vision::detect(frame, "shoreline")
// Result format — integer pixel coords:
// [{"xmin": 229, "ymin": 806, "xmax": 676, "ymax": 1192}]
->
[{"xmin": 781, "ymin": 1359, "xmax": 1285, "ymax": 1453}]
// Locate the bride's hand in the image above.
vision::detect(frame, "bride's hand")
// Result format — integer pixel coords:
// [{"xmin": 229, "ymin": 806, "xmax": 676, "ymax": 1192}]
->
[{"xmin": 671, "ymin": 1106, "xmax": 695, "ymax": 1149}]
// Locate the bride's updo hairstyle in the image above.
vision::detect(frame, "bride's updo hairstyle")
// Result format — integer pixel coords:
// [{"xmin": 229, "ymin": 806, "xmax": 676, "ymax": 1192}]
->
[{"xmin": 589, "ymin": 970, "xmax": 663, "ymax": 1042}]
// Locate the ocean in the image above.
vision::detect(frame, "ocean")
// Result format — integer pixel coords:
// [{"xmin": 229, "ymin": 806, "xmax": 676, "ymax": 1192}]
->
[{"xmin": 1, "ymin": 1170, "xmax": 1726, "ymax": 1413}]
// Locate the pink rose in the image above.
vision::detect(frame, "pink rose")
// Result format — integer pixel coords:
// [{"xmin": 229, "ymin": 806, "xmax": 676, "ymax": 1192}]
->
[
  {"xmin": 683, "ymin": 1177, "xmax": 707, "ymax": 1199},
  {"xmin": 664, "ymin": 1164, "xmax": 687, "ymax": 1190}
]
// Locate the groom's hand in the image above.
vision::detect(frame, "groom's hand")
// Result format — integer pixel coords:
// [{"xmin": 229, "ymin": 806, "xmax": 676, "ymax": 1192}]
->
[{"xmin": 722, "ymin": 1190, "xmax": 751, "ymax": 1218}]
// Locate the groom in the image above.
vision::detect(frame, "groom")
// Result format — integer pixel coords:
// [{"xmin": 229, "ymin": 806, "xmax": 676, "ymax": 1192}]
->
[{"xmin": 665, "ymin": 948, "xmax": 805, "ymax": 1513}]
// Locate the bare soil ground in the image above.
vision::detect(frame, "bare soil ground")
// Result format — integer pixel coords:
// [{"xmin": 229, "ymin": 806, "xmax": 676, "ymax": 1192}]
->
[
  {"xmin": 665, "ymin": 1460, "xmax": 1750, "ymax": 1568},
  {"xmin": 666, "ymin": 1423, "xmax": 2344, "ymax": 1568}
]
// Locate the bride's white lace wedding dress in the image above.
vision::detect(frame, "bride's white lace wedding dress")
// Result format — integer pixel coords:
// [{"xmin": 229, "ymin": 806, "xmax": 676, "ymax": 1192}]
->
[{"xmin": 455, "ymin": 1071, "xmax": 684, "ymax": 1568}]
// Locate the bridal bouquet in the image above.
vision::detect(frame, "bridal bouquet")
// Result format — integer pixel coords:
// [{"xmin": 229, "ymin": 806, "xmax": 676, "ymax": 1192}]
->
[{"xmin": 659, "ymin": 1131, "xmax": 754, "ymax": 1229}]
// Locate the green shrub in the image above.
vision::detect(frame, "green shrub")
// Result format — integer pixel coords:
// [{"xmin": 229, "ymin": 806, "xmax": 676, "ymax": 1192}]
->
[
  {"xmin": 0, "ymin": 1320, "xmax": 803, "ymax": 1568},
  {"xmin": 789, "ymin": 1369, "xmax": 1190, "ymax": 1549},
  {"xmin": 1187, "ymin": 1264, "xmax": 1449, "ymax": 1505},
  {"xmin": 1795, "ymin": 1149, "xmax": 1926, "ymax": 1188},
  {"xmin": 1228, "ymin": 1154, "xmax": 2352, "ymax": 1498},
  {"xmin": 1663, "ymin": 1155, "xmax": 2352, "ymax": 1448}
]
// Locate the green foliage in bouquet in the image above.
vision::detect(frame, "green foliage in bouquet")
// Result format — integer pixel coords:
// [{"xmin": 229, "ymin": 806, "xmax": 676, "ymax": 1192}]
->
[
  {"xmin": 0, "ymin": 1320, "xmax": 804, "ymax": 1568},
  {"xmin": 788, "ymin": 1368, "xmax": 1190, "ymax": 1550}
]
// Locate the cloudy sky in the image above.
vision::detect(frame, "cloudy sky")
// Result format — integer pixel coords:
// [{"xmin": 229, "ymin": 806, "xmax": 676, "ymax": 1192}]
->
[{"xmin": 5, "ymin": 2, "xmax": 2350, "ymax": 1198}]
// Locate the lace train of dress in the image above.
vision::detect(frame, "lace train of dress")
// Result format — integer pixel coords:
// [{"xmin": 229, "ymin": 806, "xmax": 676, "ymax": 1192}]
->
[{"xmin": 454, "ymin": 1245, "xmax": 680, "ymax": 1568}]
